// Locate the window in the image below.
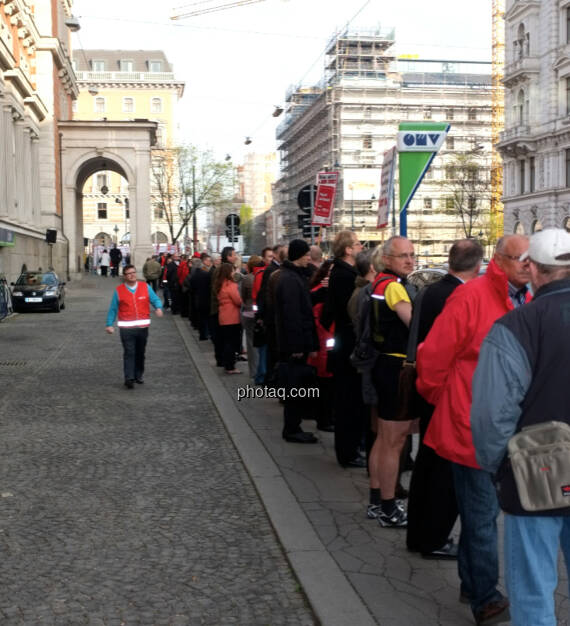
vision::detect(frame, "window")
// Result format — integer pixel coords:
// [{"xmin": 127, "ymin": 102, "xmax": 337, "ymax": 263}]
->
[
  {"xmin": 518, "ymin": 89, "xmax": 526, "ymax": 123},
  {"xmin": 446, "ymin": 165, "xmax": 456, "ymax": 180},
  {"xmin": 446, "ymin": 108, "xmax": 454, "ymax": 120},
  {"xmin": 123, "ymin": 97, "xmax": 134, "ymax": 113},
  {"xmin": 566, "ymin": 149, "xmax": 570, "ymax": 187},
  {"xmin": 423, "ymin": 198, "xmax": 432, "ymax": 209},
  {"xmin": 149, "ymin": 60, "xmax": 162, "ymax": 72},
  {"xmin": 445, "ymin": 196, "xmax": 454, "ymax": 210},
  {"xmin": 95, "ymin": 97, "xmax": 105, "ymax": 113},
  {"xmin": 120, "ymin": 60, "xmax": 133, "ymax": 72},
  {"xmin": 72, "ymin": 101, "xmax": 77, "ymax": 113},
  {"xmin": 424, "ymin": 167, "xmax": 434, "ymax": 179},
  {"xmin": 447, "ymin": 136, "xmax": 455, "ymax": 150},
  {"xmin": 154, "ymin": 206, "xmax": 164, "ymax": 220},
  {"xmin": 424, "ymin": 107, "xmax": 432, "ymax": 120},
  {"xmin": 96, "ymin": 174, "xmax": 108, "ymax": 191},
  {"xmin": 468, "ymin": 196, "xmax": 477, "ymax": 210},
  {"xmin": 151, "ymin": 97, "xmax": 162, "ymax": 114},
  {"xmin": 363, "ymin": 134, "xmax": 373, "ymax": 149},
  {"xmin": 92, "ymin": 60, "xmax": 105, "ymax": 72},
  {"xmin": 363, "ymin": 106, "xmax": 372, "ymax": 119},
  {"xmin": 468, "ymin": 108, "xmax": 477, "ymax": 121},
  {"xmin": 520, "ymin": 160, "xmax": 525, "ymax": 194},
  {"xmin": 530, "ymin": 156, "xmax": 535, "ymax": 192},
  {"xmin": 97, "ymin": 203, "xmax": 107, "ymax": 219}
]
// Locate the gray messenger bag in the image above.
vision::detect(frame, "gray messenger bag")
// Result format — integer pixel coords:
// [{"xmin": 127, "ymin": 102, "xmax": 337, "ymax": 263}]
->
[{"xmin": 508, "ymin": 421, "xmax": 570, "ymax": 512}]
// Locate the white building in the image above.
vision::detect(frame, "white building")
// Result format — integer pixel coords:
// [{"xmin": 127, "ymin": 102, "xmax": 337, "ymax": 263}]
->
[
  {"xmin": 273, "ymin": 27, "xmax": 494, "ymax": 262},
  {"xmin": 500, "ymin": 0, "xmax": 570, "ymax": 235}
]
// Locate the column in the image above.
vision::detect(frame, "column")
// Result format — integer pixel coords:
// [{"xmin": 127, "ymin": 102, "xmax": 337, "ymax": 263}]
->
[
  {"xmin": 4, "ymin": 106, "xmax": 17, "ymax": 220},
  {"xmin": 0, "ymin": 100, "xmax": 6, "ymax": 217}
]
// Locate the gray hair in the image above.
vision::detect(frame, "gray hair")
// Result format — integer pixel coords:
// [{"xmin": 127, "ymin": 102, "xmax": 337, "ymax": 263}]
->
[
  {"xmin": 382, "ymin": 235, "xmax": 408, "ymax": 256},
  {"xmin": 355, "ymin": 250, "xmax": 373, "ymax": 277}
]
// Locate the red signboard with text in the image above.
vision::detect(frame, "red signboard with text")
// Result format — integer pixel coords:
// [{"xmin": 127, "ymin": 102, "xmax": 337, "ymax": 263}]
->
[{"xmin": 311, "ymin": 171, "xmax": 339, "ymax": 227}]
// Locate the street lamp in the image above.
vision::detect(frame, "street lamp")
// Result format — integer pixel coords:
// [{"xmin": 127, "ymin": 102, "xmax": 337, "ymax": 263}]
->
[{"xmin": 113, "ymin": 224, "xmax": 119, "ymax": 243}]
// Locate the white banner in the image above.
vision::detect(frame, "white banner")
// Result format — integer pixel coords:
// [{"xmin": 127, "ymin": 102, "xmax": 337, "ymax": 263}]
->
[
  {"xmin": 397, "ymin": 130, "xmax": 448, "ymax": 152},
  {"xmin": 377, "ymin": 147, "xmax": 396, "ymax": 229}
]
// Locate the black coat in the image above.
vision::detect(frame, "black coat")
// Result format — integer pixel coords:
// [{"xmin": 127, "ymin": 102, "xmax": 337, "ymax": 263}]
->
[
  {"xmin": 257, "ymin": 260, "xmax": 280, "ymax": 323},
  {"xmin": 321, "ymin": 258, "xmax": 357, "ymax": 359},
  {"xmin": 275, "ymin": 260, "xmax": 318, "ymax": 355},
  {"xmin": 416, "ymin": 273, "xmax": 463, "ymax": 344},
  {"xmin": 189, "ymin": 268, "xmax": 212, "ymax": 314}
]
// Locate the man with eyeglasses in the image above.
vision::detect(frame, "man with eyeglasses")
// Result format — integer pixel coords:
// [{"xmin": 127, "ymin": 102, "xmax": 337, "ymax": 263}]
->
[
  {"xmin": 416, "ymin": 234, "xmax": 530, "ymax": 625},
  {"xmin": 105, "ymin": 264, "xmax": 164, "ymax": 389},
  {"xmin": 368, "ymin": 235, "xmax": 416, "ymax": 528}
]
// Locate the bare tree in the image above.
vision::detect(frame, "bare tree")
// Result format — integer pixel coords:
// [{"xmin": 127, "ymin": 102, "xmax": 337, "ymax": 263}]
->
[
  {"xmin": 151, "ymin": 145, "xmax": 234, "ymax": 245},
  {"xmin": 440, "ymin": 153, "xmax": 491, "ymax": 240}
]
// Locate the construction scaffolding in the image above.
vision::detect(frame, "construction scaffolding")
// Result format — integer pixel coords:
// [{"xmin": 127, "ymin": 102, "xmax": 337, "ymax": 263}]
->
[{"xmin": 491, "ymin": 0, "xmax": 505, "ymax": 242}]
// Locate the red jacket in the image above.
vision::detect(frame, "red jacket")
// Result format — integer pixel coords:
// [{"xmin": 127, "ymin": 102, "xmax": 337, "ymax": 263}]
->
[
  {"xmin": 307, "ymin": 284, "xmax": 334, "ymax": 378},
  {"xmin": 177, "ymin": 262, "xmax": 190, "ymax": 286},
  {"xmin": 252, "ymin": 266, "xmax": 266, "ymax": 304},
  {"xmin": 416, "ymin": 259, "xmax": 531, "ymax": 468},
  {"xmin": 217, "ymin": 280, "xmax": 242, "ymax": 325}
]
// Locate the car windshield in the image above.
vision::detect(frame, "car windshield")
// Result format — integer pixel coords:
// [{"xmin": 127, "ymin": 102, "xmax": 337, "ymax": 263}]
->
[{"xmin": 16, "ymin": 272, "xmax": 57, "ymax": 286}]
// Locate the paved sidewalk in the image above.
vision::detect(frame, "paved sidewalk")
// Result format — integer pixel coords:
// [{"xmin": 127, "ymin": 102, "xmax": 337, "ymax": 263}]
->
[
  {"xmin": 179, "ymin": 316, "xmax": 570, "ymax": 626},
  {"xmin": 0, "ymin": 276, "xmax": 315, "ymax": 625}
]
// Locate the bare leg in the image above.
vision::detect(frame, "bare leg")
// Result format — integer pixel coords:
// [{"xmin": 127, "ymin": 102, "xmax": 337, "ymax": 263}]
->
[{"xmin": 377, "ymin": 419, "xmax": 413, "ymax": 498}]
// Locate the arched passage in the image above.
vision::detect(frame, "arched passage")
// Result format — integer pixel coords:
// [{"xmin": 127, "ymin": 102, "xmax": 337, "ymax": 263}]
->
[{"xmin": 59, "ymin": 120, "xmax": 157, "ymax": 277}]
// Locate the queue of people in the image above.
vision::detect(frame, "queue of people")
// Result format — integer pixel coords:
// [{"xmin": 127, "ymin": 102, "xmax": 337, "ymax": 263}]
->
[{"xmin": 108, "ymin": 226, "xmax": 570, "ymax": 626}]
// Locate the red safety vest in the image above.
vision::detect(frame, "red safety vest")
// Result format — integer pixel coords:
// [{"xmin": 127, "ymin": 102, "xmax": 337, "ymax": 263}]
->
[{"xmin": 117, "ymin": 282, "xmax": 151, "ymax": 328}]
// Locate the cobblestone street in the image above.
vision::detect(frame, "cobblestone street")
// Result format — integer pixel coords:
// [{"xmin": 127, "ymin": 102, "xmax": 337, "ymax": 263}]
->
[{"xmin": 0, "ymin": 276, "xmax": 314, "ymax": 625}]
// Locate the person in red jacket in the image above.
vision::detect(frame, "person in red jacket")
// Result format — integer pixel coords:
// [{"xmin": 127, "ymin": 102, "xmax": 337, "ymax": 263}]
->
[
  {"xmin": 307, "ymin": 260, "xmax": 334, "ymax": 432},
  {"xmin": 416, "ymin": 234, "xmax": 531, "ymax": 626},
  {"xmin": 214, "ymin": 262, "xmax": 243, "ymax": 374}
]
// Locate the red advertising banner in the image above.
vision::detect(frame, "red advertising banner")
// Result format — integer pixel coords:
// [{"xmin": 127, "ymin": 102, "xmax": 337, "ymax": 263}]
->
[{"xmin": 312, "ymin": 171, "xmax": 339, "ymax": 227}]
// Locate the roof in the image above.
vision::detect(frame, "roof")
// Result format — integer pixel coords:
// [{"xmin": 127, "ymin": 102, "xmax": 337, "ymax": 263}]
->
[{"xmin": 73, "ymin": 50, "xmax": 173, "ymax": 73}]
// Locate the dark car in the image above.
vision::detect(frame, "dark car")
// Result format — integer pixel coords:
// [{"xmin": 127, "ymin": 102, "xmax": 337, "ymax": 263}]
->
[{"xmin": 11, "ymin": 271, "xmax": 66, "ymax": 313}]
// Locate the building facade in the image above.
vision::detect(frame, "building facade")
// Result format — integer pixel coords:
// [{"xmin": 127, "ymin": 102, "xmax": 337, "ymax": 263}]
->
[
  {"xmin": 0, "ymin": 0, "xmax": 78, "ymax": 281},
  {"xmin": 72, "ymin": 49, "xmax": 185, "ymax": 249},
  {"xmin": 499, "ymin": 0, "xmax": 570, "ymax": 235},
  {"xmin": 274, "ymin": 27, "xmax": 493, "ymax": 262}
]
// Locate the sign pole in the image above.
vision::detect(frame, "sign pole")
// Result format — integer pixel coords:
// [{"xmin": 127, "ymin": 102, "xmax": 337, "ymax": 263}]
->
[{"xmin": 309, "ymin": 184, "xmax": 315, "ymax": 245}]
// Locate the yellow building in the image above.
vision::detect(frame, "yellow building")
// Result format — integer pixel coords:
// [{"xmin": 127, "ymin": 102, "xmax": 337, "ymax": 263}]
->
[{"xmin": 72, "ymin": 50, "xmax": 185, "ymax": 250}]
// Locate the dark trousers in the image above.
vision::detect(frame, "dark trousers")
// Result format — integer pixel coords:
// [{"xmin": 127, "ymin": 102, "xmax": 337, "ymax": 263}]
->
[
  {"xmin": 210, "ymin": 314, "xmax": 223, "ymax": 365},
  {"xmin": 198, "ymin": 310, "xmax": 210, "ymax": 340},
  {"xmin": 406, "ymin": 442, "xmax": 458, "ymax": 553},
  {"xmin": 146, "ymin": 278, "xmax": 158, "ymax": 292},
  {"xmin": 100, "ymin": 265, "xmax": 108, "ymax": 277},
  {"xmin": 169, "ymin": 285, "xmax": 180, "ymax": 314},
  {"xmin": 314, "ymin": 377, "xmax": 334, "ymax": 428},
  {"xmin": 220, "ymin": 323, "xmax": 241, "ymax": 370},
  {"xmin": 279, "ymin": 355, "xmax": 315, "ymax": 436},
  {"xmin": 119, "ymin": 327, "xmax": 148, "ymax": 382},
  {"xmin": 179, "ymin": 289, "xmax": 189, "ymax": 318},
  {"xmin": 333, "ymin": 359, "xmax": 366, "ymax": 465}
]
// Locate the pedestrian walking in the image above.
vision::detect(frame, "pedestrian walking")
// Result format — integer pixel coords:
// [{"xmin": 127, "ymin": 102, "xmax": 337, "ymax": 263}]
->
[
  {"xmin": 472, "ymin": 228, "xmax": 570, "ymax": 626},
  {"xmin": 109, "ymin": 244, "xmax": 122, "ymax": 277},
  {"xmin": 105, "ymin": 264, "xmax": 163, "ymax": 389},
  {"xmin": 99, "ymin": 249, "xmax": 110, "ymax": 277}
]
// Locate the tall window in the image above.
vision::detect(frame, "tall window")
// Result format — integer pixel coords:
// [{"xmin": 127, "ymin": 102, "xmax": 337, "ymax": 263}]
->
[
  {"xmin": 423, "ymin": 107, "xmax": 432, "ymax": 120},
  {"xmin": 468, "ymin": 108, "xmax": 477, "ymax": 121},
  {"xmin": 445, "ymin": 196, "xmax": 454, "ymax": 210},
  {"xmin": 363, "ymin": 134, "xmax": 373, "ymax": 149},
  {"xmin": 520, "ymin": 160, "xmax": 525, "ymax": 194},
  {"xmin": 151, "ymin": 97, "xmax": 162, "ymax": 114},
  {"xmin": 96, "ymin": 173, "xmax": 107, "ymax": 191},
  {"xmin": 363, "ymin": 106, "xmax": 372, "ymax": 119},
  {"xmin": 423, "ymin": 198, "xmax": 432, "ymax": 209},
  {"xmin": 530, "ymin": 156, "xmax": 535, "ymax": 192},
  {"xmin": 446, "ymin": 108, "xmax": 454, "ymax": 120},
  {"xmin": 447, "ymin": 136, "xmax": 455, "ymax": 150},
  {"xmin": 120, "ymin": 60, "xmax": 133, "ymax": 72},
  {"xmin": 95, "ymin": 97, "xmax": 105, "ymax": 113},
  {"xmin": 123, "ymin": 97, "xmax": 134, "ymax": 113},
  {"xmin": 97, "ymin": 203, "xmax": 107, "ymax": 219},
  {"xmin": 518, "ymin": 90, "xmax": 525, "ymax": 123}
]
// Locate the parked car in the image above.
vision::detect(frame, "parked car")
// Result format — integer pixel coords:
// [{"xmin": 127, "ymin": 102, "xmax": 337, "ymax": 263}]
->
[
  {"xmin": 407, "ymin": 267, "xmax": 447, "ymax": 291},
  {"xmin": 11, "ymin": 271, "xmax": 66, "ymax": 313}
]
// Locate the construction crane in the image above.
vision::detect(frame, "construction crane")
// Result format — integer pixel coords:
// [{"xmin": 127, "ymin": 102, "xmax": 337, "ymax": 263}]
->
[
  {"xmin": 170, "ymin": 0, "xmax": 266, "ymax": 20},
  {"xmin": 491, "ymin": 0, "xmax": 505, "ymax": 243}
]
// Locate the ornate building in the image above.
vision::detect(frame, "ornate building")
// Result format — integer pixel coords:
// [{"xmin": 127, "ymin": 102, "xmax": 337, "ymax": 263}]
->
[
  {"xmin": 0, "ymin": 0, "xmax": 78, "ymax": 281},
  {"xmin": 72, "ymin": 49, "xmax": 185, "ymax": 249},
  {"xmin": 499, "ymin": 0, "xmax": 570, "ymax": 235}
]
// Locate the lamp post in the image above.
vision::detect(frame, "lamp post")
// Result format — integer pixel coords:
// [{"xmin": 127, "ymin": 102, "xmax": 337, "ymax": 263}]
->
[{"xmin": 113, "ymin": 224, "xmax": 119, "ymax": 243}]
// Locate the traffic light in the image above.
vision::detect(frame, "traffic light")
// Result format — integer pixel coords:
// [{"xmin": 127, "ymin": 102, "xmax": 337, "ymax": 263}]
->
[{"xmin": 225, "ymin": 226, "xmax": 240, "ymax": 242}]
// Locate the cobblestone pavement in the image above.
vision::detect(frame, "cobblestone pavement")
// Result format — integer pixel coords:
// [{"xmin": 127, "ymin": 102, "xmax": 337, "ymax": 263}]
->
[
  {"xmin": 187, "ymin": 323, "xmax": 570, "ymax": 626},
  {"xmin": 0, "ymin": 276, "xmax": 316, "ymax": 625}
]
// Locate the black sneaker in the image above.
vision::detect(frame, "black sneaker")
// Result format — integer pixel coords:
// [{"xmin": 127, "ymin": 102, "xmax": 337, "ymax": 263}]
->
[
  {"xmin": 124, "ymin": 379, "xmax": 134, "ymax": 389},
  {"xmin": 377, "ymin": 503, "xmax": 408, "ymax": 528}
]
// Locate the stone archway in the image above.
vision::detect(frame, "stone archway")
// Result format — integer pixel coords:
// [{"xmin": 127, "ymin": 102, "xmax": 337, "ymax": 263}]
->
[{"xmin": 59, "ymin": 120, "xmax": 157, "ymax": 277}]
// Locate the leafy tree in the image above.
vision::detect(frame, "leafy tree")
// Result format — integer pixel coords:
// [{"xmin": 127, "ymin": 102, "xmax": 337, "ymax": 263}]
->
[
  {"xmin": 151, "ymin": 145, "xmax": 234, "ymax": 245},
  {"xmin": 440, "ymin": 153, "xmax": 491, "ymax": 239}
]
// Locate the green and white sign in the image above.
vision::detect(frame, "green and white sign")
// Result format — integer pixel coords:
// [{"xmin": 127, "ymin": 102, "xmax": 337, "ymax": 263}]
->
[{"xmin": 398, "ymin": 122, "xmax": 450, "ymax": 236}]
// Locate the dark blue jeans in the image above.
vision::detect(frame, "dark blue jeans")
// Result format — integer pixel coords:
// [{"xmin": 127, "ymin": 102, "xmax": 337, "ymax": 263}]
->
[
  {"xmin": 119, "ymin": 327, "xmax": 148, "ymax": 382},
  {"xmin": 452, "ymin": 462, "xmax": 504, "ymax": 614}
]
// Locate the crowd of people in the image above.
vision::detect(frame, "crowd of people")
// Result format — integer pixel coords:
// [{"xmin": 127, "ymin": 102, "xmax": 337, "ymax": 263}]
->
[{"xmin": 129, "ymin": 227, "xmax": 570, "ymax": 626}]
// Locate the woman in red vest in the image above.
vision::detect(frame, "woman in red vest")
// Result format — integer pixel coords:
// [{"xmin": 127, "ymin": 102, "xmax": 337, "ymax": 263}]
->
[{"xmin": 214, "ymin": 263, "xmax": 242, "ymax": 374}]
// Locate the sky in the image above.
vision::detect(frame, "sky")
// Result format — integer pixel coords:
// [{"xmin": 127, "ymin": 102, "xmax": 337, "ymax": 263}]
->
[{"xmin": 72, "ymin": 0, "xmax": 492, "ymax": 162}]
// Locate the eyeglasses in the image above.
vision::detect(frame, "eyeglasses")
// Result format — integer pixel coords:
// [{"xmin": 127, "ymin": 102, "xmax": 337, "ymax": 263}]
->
[
  {"xmin": 497, "ymin": 252, "xmax": 529, "ymax": 263},
  {"xmin": 387, "ymin": 253, "xmax": 415, "ymax": 260},
  {"xmin": 124, "ymin": 271, "xmax": 136, "ymax": 276}
]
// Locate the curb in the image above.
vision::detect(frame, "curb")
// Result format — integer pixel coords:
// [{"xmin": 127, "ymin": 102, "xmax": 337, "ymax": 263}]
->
[{"xmin": 174, "ymin": 316, "xmax": 377, "ymax": 626}]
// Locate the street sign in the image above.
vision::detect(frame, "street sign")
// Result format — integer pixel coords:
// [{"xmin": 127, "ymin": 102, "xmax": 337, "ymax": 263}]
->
[
  {"xmin": 377, "ymin": 146, "xmax": 396, "ymax": 229},
  {"xmin": 225, "ymin": 213, "xmax": 240, "ymax": 227},
  {"xmin": 297, "ymin": 184, "xmax": 317, "ymax": 214},
  {"xmin": 312, "ymin": 172, "xmax": 339, "ymax": 227}
]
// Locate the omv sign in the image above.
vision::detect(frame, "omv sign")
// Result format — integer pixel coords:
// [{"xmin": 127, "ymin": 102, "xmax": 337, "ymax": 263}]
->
[{"xmin": 397, "ymin": 130, "xmax": 448, "ymax": 152}]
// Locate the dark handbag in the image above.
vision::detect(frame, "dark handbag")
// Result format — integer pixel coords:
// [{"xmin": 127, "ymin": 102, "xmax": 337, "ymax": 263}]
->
[{"xmin": 253, "ymin": 321, "xmax": 266, "ymax": 347}]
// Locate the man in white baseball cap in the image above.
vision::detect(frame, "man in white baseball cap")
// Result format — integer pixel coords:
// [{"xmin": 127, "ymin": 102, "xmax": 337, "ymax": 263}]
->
[{"xmin": 472, "ymin": 227, "xmax": 570, "ymax": 625}]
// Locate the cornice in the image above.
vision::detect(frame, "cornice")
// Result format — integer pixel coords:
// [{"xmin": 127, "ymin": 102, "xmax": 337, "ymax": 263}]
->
[
  {"xmin": 76, "ymin": 80, "xmax": 185, "ymax": 97},
  {"xmin": 36, "ymin": 36, "xmax": 79, "ymax": 98},
  {"xmin": 505, "ymin": 0, "xmax": 541, "ymax": 23}
]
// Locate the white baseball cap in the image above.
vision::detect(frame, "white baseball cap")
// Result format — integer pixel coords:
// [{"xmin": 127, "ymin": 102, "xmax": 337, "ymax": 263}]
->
[{"xmin": 519, "ymin": 228, "xmax": 570, "ymax": 265}]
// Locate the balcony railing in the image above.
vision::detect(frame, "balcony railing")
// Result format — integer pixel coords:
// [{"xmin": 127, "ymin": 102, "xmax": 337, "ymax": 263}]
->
[{"xmin": 75, "ymin": 71, "xmax": 177, "ymax": 83}]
